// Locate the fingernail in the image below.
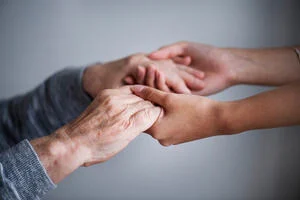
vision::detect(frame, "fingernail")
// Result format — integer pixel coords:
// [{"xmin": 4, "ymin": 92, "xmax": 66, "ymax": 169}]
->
[
  {"xmin": 195, "ymin": 71, "xmax": 205, "ymax": 79},
  {"xmin": 149, "ymin": 52, "xmax": 157, "ymax": 58},
  {"xmin": 200, "ymin": 72, "xmax": 205, "ymax": 78},
  {"xmin": 132, "ymin": 85, "xmax": 145, "ymax": 93}
]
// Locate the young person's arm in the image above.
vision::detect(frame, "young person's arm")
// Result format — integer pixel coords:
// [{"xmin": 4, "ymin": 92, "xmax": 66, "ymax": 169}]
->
[
  {"xmin": 131, "ymin": 82, "xmax": 300, "ymax": 146},
  {"xmin": 149, "ymin": 41, "xmax": 300, "ymax": 95}
]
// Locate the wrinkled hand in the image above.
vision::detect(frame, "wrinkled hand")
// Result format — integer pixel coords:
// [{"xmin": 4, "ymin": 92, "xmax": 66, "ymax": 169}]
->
[
  {"xmin": 131, "ymin": 85, "xmax": 223, "ymax": 146},
  {"xmin": 67, "ymin": 86, "xmax": 162, "ymax": 166},
  {"xmin": 32, "ymin": 86, "xmax": 162, "ymax": 184},
  {"xmin": 82, "ymin": 54, "xmax": 149, "ymax": 98},
  {"xmin": 149, "ymin": 41, "xmax": 239, "ymax": 96}
]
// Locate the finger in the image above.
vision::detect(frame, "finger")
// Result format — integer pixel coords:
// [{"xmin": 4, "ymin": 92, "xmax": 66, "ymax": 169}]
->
[
  {"xmin": 136, "ymin": 66, "xmax": 146, "ymax": 84},
  {"xmin": 114, "ymin": 95, "xmax": 144, "ymax": 104},
  {"xmin": 167, "ymin": 79, "xmax": 191, "ymax": 94},
  {"xmin": 158, "ymin": 139, "xmax": 173, "ymax": 147},
  {"xmin": 94, "ymin": 94, "xmax": 144, "ymax": 113},
  {"xmin": 177, "ymin": 65, "xmax": 204, "ymax": 79},
  {"xmin": 149, "ymin": 42, "xmax": 188, "ymax": 59},
  {"xmin": 155, "ymin": 70, "xmax": 170, "ymax": 92},
  {"xmin": 178, "ymin": 70, "xmax": 205, "ymax": 91},
  {"xmin": 129, "ymin": 106, "xmax": 162, "ymax": 136},
  {"xmin": 123, "ymin": 76, "xmax": 135, "ymax": 85},
  {"xmin": 125, "ymin": 100, "xmax": 156, "ymax": 118},
  {"xmin": 100, "ymin": 86, "xmax": 134, "ymax": 97},
  {"xmin": 172, "ymin": 56, "xmax": 192, "ymax": 66},
  {"xmin": 145, "ymin": 65, "xmax": 156, "ymax": 88},
  {"xmin": 131, "ymin": 85, "xmax": 168, "ymax": 106}
]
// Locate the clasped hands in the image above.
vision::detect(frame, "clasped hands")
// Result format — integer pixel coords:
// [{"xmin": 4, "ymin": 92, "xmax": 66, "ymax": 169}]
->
[
  {"xmin": 72, "ymin": 42, "xmax": 235, "ymax": 166},
  {"xmin": 33, "ymin": 42, "xmax": 243, "ymax": 183},
  {"xmin": 31, "ymin": 41, "xmax": 300, "ymax": 184}
]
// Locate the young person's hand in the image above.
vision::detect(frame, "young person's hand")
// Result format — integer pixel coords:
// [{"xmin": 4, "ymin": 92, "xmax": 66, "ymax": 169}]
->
[
  {"xmin": 132, "ymin": 80, "xmax": 300, "ymax": 146},
  {"xmin": 131, "ymin": 85, "xmax": 222, "ymax": 146},
  {"xmin": 149, "ymin": 41, "xmax": 239, "ymax": 96},
  {"xmin": 149, "ymin": 41, "xmax": 300, "ymax": 95}
]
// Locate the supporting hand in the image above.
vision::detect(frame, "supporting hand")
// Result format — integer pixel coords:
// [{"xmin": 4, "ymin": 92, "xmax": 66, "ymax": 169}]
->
[
  {"xmin": 131, "ymin": 85, "xmax": 223, "ymax": 146},
  {"xmin": 149, "ymin": 41, "xmax": 300, "ymax": 95},
  {"xmin": 82, "ymin": 53, "xmax": 204, "ymax": 98},
  {"xmin": 149, "ymin": 41, "xmax": 241, "ymax": 95}
]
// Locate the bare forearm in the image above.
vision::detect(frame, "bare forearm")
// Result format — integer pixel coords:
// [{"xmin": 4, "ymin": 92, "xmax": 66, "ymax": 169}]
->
[
  {"xmin": 225, "ymin": 46, "xmax": 300, "ymax": 86},
  {"xmin": 220, "ymin": 81, "xmax": 300, "ymax": 134},
  {"xmin": 30, "ymin": 127, "xmax": 87, "ymax": 184}
]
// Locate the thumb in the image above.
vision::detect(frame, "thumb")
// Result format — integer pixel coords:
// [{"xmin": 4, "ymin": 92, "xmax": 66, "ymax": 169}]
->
[
  {"xmin": 172, "ymin": 56, "xmax": 192, "ymax": 66},
  {"xmin": 149, "ymin": 42, "xmax": 188, "ymax": 59},
  {"xmin": 131, "ymin": 85, "xmax": 167, "ymax": 106},
  {"xmin": 130, "ymin": 106, "xmax": 162, "ymax": 135},
  {"xmin": 123, "ymin": 76, "xmax": 135, "ymax": 85}
]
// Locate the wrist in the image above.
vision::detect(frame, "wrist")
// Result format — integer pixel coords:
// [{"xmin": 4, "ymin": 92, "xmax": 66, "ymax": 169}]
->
[
  {"xmin": 215, "ymin": 101, "xmax": 242, "ymax": 136},
  {"xmin": 31, "ymin": 127, "xmax": 88, "ymax": 184},
  {"xmin": 82, "ymin": 63, "xmax": 105, "ymax": 98},
  {"xmin": 220, "ymin": 48, "xmax": 248, "ymax": 85}
]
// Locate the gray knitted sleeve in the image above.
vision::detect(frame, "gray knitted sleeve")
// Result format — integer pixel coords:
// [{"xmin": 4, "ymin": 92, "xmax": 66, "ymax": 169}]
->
[{"xmin": 0, "ymin": 67, "xmax": 92, "ymax": 199}]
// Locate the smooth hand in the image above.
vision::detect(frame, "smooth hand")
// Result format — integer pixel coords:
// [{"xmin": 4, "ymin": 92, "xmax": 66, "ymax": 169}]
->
[
  {"xmin": 149, "ymin": 41, "xmax": 240, "ymax": 96},
  {"xmin": 131, "ymin": 85, "xmax": 223, "ymax": 146}
]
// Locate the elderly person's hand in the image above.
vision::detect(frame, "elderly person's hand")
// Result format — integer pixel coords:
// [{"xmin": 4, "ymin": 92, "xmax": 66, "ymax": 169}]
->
[
  {"xmin": 83, "ymin": 53, "xmax": 204, "ymax": 97},
  {"xmin": 124, "ymin": 58, "xmax": 205, "ymax": 94},
  {"xmin": 30, "ymin": 86, "xmax": 161, "ymax": 184}
]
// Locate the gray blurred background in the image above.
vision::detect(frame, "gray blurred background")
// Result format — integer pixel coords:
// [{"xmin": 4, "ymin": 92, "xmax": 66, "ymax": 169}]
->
[{"xmin": 1, "ymin": 0, "xmax": 300, "ymax": 199}]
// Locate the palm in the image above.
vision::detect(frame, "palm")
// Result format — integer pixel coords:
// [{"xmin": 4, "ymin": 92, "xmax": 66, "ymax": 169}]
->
[
  {"xmin": 150, "ymin": 42, "xmax": 236, "ymax": 96},
  {"xmin": 190, "ymin": 48, "xmax": 233, "ymax": 96}
]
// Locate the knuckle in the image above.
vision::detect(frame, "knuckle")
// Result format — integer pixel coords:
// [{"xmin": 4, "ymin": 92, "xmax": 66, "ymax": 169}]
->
[
  {"xmin": 143, "ymin": 89, "xmax": 154, "ymax": 100},
  {"xmin": 143, "ymin": 108, "xmax": 152, "ymax": 120},
  {"xmin": 133, "ymin": 52, "xmax": 144, "ymax": 57},
  {"xmin": 99, "ymin": 90, "xmax": 113, "ymax": 101},
  {"xmin": 137, "ymin": 100, "xmax": 152, "ymax": 109},
  {"xmin": 102, "ymin": 96, "xmax": 118, "ymax": 112},
  {"xmin": 100, "ymin": 89, "xmax": 112, "ymax": 97},
  {"xmin": 83, "ymin": 163, "xmax": 90, "ymax": 167},
  {"xmin": 120, "ymin": 118, "xmax": 132, "ymax": 130},
  {"xmin": 125, "ymin": 55, "xmax": 135, "ymax": 65},
  {"xmin": 159, "ymin": 139, "xmax": 172, "ymax": 147},
  {"xmin": 147, "ymin": 63, "xmax": 157, "ymax": 70},
  {"xmin": 192, "ymin": 77, "xmax": 201, "ymax": 85},
  {"xmin": 126, "ymin": 53, "xmax": 147, "ymax": 65},
  {"xmin": 161, "ymin": 94, "xmax": 172, "ymax": 106},
  {"xmin": 178, "ymin": 40, "xmax": 188, "ymax": 46},
  {"xmin": 135, "ymin": 108, "xmax": 151, "ymax": 125},
  {"xmin": 151, "ymin": 131, "xmax": 161, "ymax": 140},
  {"xmin": 149, "ymin": 127, "xmax": 164, "ymax": 140},
  {"xmin": 106, "ymin": 95, "xmax": 117, "ymax": 105}
]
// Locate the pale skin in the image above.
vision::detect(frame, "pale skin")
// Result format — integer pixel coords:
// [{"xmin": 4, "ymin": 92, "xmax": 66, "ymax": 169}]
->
[
  {"xmin": 31, "ymin": 86, "xmax": 162, "ymax": 184},
  {"xmin": 130, "ymin": 41, "xmax": 300, "ymax": 146},
  {"xmin": 132, "ymin": 82, "xmax": 300, "ymax": 146},
  {"xmin": 148, "ymin": 41, "xmax": 300, "ymax": 95},
  {"xmin": 83, "ymin": 53, "xmax": 205, "ymax": 98},
  {"xmin": 28, "ymin": 53, "xmax": 205, "ymax": 185},
  {"xmin": 25, "ymin": 42, "xmax": 300, "ymax": 185}
]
